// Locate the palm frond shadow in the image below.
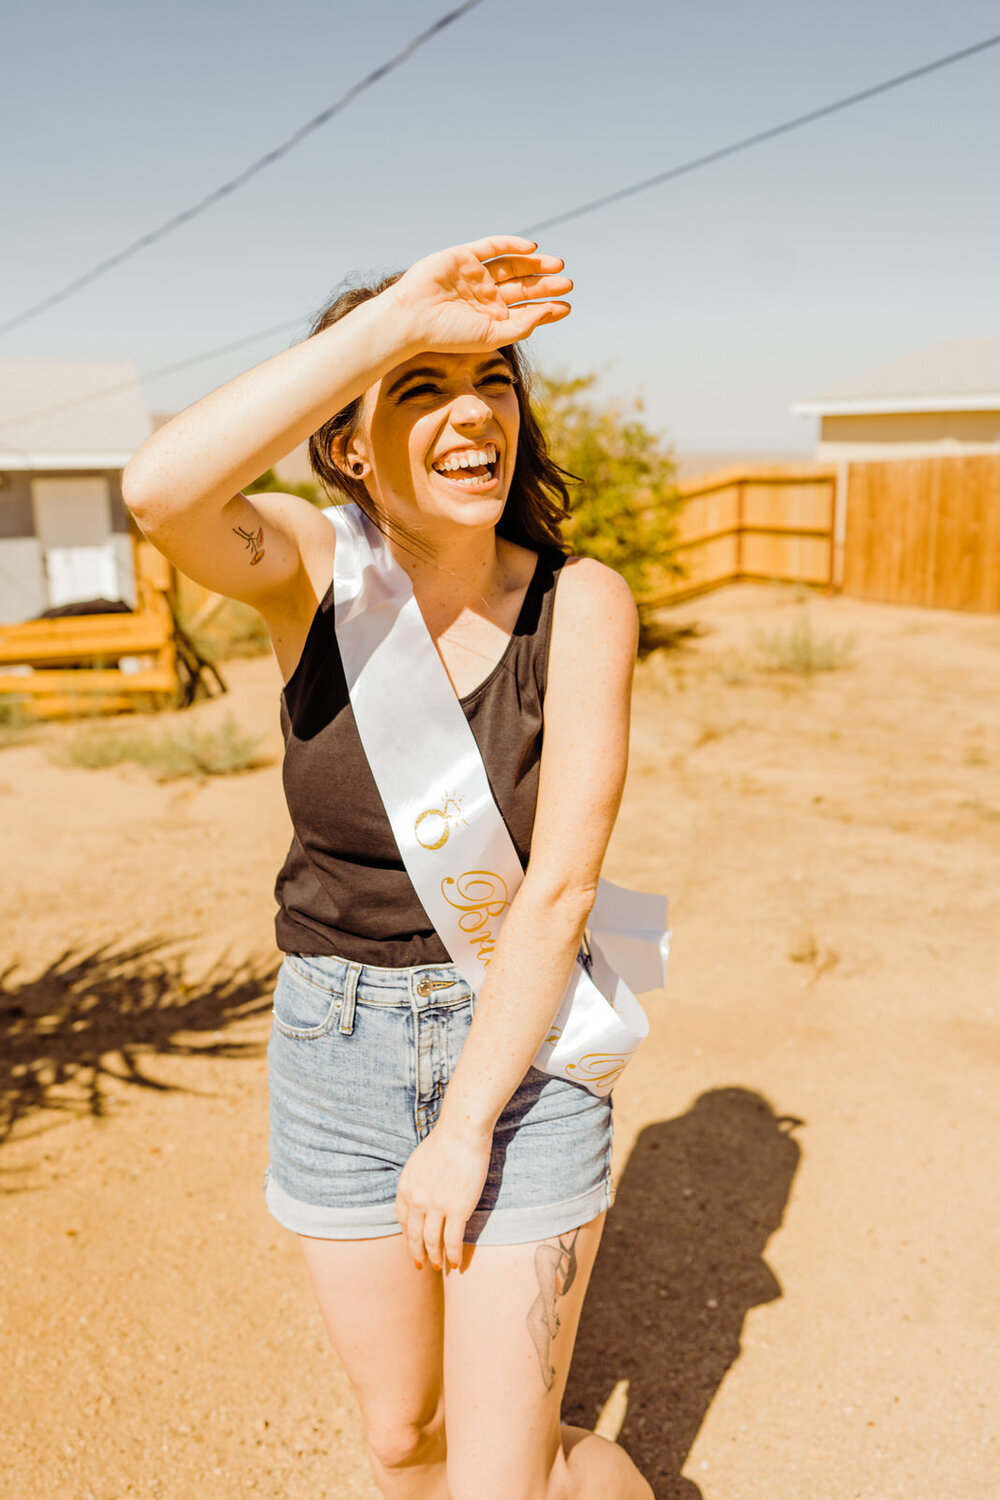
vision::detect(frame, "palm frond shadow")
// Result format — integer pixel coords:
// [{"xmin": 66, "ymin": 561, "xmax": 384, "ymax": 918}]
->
[
  {"xmin": 0, "ymin": 939, "xmax": 278, "ymax": 1157},
  {"xmin": 565, "ymin": 1087, "xmax": 803, "ymax": 1500}
]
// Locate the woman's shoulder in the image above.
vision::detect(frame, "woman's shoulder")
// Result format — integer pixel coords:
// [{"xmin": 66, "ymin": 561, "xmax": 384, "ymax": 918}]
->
[{"xmin": 555, "ymin": 553, "xmax": 637, "ymax": 620}]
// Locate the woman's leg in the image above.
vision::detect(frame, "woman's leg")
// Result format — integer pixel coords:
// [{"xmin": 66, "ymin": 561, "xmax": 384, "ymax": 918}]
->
[
  {"xmin": 298, "ymin": 1231, "xmax": 449, "ymax": 1500},
  {"xmin": 442, "ymin": 1210, "xmax": 653, "ymax": 1500}
]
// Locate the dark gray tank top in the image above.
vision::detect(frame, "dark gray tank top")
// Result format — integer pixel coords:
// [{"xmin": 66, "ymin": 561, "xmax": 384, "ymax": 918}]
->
[{"xmin": 274, "ymin": 545, "xmax": 567, "ymax": 966}]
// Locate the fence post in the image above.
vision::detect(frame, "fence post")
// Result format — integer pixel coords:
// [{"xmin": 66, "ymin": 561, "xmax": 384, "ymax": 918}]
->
[
  {"xmin": 735, "ymin": 480, "xmax": 745, "ymax": 581},
  {"xmin": 831, "ymin": 463, "xmax": 849, "ymax": 592}
]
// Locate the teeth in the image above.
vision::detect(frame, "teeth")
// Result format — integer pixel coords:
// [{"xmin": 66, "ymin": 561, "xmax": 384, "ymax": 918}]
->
[{"xmin": 433, "ymin": 443, "xmax": 497, "ymax": 474}]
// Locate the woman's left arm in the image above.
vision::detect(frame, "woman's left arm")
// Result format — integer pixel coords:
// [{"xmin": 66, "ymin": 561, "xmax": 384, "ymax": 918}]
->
[{"xmin": 395, "ymin": 556, "xmax": 639, "ymax": 1270}]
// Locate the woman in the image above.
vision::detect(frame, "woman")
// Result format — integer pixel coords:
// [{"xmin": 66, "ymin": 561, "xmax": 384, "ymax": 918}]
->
[{"xmin": 123, "ymin": 235, "xmax": 652, "ymax": 1500}]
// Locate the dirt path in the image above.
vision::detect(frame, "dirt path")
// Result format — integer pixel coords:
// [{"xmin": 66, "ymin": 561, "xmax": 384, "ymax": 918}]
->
[{"xmin": 3, "ymin": 583, "xmax": 998, "ymax": 1499}]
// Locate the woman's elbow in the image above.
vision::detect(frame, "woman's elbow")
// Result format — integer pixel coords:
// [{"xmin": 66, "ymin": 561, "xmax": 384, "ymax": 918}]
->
[{"xmin": 518, "ymin": 872, "xmax": 599, "ymax": 927}]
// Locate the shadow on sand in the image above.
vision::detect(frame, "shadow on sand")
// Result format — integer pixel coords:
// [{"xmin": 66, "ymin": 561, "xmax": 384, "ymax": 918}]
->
[
  {"xmin": 564, "ymin": 1087, "xmax": 803, "ymax": 1500},
  {"xmin": 0, "ymin": 939, "xmax": 277, "ymax": 1161}
]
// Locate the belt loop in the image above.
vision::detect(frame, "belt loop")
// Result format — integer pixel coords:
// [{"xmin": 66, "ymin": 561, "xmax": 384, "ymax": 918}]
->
[{"xmin": 339, "ymin": 961, "xmax": 361, "ymax": 1035}]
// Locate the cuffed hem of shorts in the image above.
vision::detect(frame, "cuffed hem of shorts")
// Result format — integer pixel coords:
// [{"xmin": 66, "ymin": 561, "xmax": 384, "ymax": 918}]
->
[
  {"xmin": 466, "ymin": 1179, "xmax": 612, "ymax": 1245},
  {"xmin": 263, "ymin": 1168, "xmax": 611, "ymax": 1246}
]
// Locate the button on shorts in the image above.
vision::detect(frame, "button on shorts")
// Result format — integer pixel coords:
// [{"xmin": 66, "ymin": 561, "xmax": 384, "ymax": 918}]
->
[{"xmin": 264, "ymin": 952, "xmax": 613, "ymax": 1245}]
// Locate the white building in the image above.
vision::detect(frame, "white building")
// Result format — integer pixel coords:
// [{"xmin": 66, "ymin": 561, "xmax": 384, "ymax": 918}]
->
[
  {"xmin": 0, "ymin": 361, "xmax": 152, "ymax": 624},
  {"xmin": 792, "ymin": 337, "xmax": 1000, "ymax": 463}
]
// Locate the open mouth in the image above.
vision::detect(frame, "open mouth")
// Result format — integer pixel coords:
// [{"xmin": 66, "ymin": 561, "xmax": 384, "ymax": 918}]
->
[{"xmin": 431, "ymin": 442, "xmax": 499, "ymax": 489}]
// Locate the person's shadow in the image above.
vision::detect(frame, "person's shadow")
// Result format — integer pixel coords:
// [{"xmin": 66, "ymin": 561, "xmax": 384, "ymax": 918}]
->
[{"xmin": 564, "ymin": 1087, "xmax": 803, "ymax": 1499}]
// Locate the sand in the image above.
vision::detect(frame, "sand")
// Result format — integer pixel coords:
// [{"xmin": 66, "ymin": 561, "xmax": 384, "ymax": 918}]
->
[{"xmin": 2, "ymin": 581, "xmax": 998, "ymax": 1500}]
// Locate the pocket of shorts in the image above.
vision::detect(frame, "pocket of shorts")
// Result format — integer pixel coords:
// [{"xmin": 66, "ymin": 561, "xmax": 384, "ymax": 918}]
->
[{"xmin": 271, "ymin": 956, "xmax": 342, "ymax": 1039}]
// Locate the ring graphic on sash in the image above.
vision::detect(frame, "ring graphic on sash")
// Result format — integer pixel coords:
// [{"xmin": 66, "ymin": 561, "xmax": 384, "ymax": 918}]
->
[{"xmin": 414, "ymin": 793, "xmax": 467, "ymax": 850}]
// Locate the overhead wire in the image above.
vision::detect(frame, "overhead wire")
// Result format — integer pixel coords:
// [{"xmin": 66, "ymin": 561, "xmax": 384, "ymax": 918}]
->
[
  {"xmin": 2, "ymin": 27, "xmax": 999, "ymax": 433},
  {"xmin": 517, "ymin": 29, "xmax": 1000, "ymax": 235},
  {"xmin": 0, "ymin": 320, "xmax": 305, "ymax": 436},
  {"xmin": 0, "ymin": 0, "xmax": 486, "ymax": 339}
]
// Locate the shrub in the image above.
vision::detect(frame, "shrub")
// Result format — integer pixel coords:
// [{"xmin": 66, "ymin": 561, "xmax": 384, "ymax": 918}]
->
[
  {"xmin": 534, "ymin": 373, "xmax": 684, "ymax": 642},
  {"xmin": 52, "ymin": 714, "xmax": 270, "ymax": 781},
  {"xmin": 752, "ymin": 617, "xmax": 855, "ymax": 677}
]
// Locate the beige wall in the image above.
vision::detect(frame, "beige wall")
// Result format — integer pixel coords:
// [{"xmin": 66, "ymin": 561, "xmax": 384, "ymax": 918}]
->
[{"xmin": 817, "ymin": 408, "xmax": 1000, "ymax": 462}]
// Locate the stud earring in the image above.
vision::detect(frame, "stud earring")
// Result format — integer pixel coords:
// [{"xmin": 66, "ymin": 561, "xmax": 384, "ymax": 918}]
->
[{"xmin": 351, "ymin": 461, "xmax": 365, "ymax": 476}]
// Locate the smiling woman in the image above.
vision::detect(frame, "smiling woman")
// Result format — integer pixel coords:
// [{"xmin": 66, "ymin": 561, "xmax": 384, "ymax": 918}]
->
[
  {"xmin": 306, "ymin": 274, "xmax": 573, "ymax": 554},
  {"xmin": 121, "ymin": 236, "xmax": 653, "ymax": 1500}
]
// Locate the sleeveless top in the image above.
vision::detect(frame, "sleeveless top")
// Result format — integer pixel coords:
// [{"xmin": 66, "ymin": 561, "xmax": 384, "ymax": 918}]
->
[{"xmin": 274, "ymin": 545, "xmax": 568, "ymax": 966}]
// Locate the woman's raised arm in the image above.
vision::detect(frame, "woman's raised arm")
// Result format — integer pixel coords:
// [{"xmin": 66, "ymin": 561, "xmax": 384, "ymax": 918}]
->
[
  {"xmin": 121, "ymin": 294, "xmax": 418, "ymax": 610},
  {"xmin": 121, "ymin": 236, "xmax": 571, "ymax": 612}
]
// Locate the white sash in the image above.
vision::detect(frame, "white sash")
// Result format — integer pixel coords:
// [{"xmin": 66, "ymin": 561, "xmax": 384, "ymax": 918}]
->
[{"xmin": 326, "ymin": 503, "xmax": 669, "ymax": 1097}]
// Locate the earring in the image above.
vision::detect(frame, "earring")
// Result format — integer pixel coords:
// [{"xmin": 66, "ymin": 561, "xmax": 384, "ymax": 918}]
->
[{"xmin": 351, "ymin": 461, "xmax": 365, "ymax": 476}]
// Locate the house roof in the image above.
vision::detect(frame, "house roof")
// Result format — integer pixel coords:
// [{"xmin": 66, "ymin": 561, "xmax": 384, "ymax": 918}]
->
[
  {"xmin": 792, "ymin": 337, "xmax": 1000, "ymax": 417},
  {"xmin": 0, "ymin": 360, "xmax": 152, "ymax": 468}
]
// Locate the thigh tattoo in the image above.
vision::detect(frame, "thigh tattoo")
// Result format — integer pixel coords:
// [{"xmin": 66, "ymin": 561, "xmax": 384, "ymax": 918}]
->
[{"xmin": 526, "ymin": 1228, "xmax": 581, "ymax": 1391}]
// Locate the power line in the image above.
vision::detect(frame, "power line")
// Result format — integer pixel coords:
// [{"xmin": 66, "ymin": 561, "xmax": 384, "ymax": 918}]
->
[
  {"xmin": 518, "ymin": 30, "xmax": 1000, "ymax": 235},
  {"xmin": 0, "ymin": 319, "xmax": 305, "ymax": 434},
  {"xmin": 0, "ymin": 0, "xmax": 486, "ymax": 339},
  {"xmin": 4, "ymin": 28, "xmax": 999, "ymax": 434}
]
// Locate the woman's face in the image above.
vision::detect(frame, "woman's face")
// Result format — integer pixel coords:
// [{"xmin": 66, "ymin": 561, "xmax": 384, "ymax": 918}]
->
[{"xmin": 349, "ymin": 350, "xmax": 521, "ymax": 538}]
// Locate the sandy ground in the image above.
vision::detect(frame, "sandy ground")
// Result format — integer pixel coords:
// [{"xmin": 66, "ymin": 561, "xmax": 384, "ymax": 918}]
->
[{"xmin": 2, "ymin": 581, "xmax": 999, "ymax": 1500}]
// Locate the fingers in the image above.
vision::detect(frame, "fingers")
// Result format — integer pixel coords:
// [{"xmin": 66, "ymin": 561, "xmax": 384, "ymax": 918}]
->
[
  {"xmin": 466, "ymin": 233, "xmax": 541, "ymax": 262},
  {"xmin": 443, "ymin": 1216, "xmax": 466, "ymax": 1272},
  {"xmin": 396, "ymin": 1193, "xmax": 424, "ymax": 1267},
  {"xmin": 500, "ymin": 301, "xmax": 573, "ymax": 342},
  {"xmin": 497, "ymin": 273, "xmax": 574, "ymax": 306},
  {"xmin": 396, "ymin": 1195, "xmax": 466, "ymax": 1273},
  {"xmin": 488, "ymin": 253, "xmax": 567, "ymax": 281},
  {"xmin": 422, "ymin": 1212, "xmax": 446, "ymax": 1271}
]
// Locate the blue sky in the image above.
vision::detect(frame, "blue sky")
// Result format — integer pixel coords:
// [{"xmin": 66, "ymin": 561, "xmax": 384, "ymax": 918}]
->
[{"xmin": 2, "ymin": 0, "xmax": 998, "ymax": 456}]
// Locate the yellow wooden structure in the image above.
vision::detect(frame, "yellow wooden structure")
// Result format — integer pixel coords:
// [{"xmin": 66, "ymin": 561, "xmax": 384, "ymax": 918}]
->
[{"xmin": 0, "ymin": 541, "xmax": 219, "ymax": 719}]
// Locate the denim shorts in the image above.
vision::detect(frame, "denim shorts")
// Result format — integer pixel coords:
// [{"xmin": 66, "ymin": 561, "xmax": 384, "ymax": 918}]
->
[{"xmin": 264, "ymin": 952, "xmax": 613, "ymax": 1245}]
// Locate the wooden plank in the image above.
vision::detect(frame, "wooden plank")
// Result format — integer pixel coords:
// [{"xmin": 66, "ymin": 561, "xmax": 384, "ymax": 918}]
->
[
  {"xmin": 979, "ymin": 458, "xmax": 1000, "ymax": 611},
  {"xmin": 6, "ymin": 694, "xmax": 147, "ymax": 720},
  {"xmin": 741, "ymin": 532, "xmax": 832, "ymax": 584},
  {"xmin": 0, "ymin": 612, "xmax": 171, "ymax": 667},
  {"xmin": 741, "ymin": 478, "xmax": 836, "ymax": 532},
  {"xmin": 0, "ymin": 668, "xmax": 176, "ymax": 696},
  {"xmin": 842, "ymin": 455, "xmax": 1000, "ymax": 613}
]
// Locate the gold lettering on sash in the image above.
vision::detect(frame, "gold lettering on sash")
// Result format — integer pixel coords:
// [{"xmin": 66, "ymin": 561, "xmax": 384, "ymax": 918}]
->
[
  {"xmin": 565, "ymin": 1053, "xmax": 630, "ymax": 1090},
  {"xmin": 441, "ymin": 869, "xmax": 510, "ymax": 967},
  {"xmin": 414, "ymin": 792, "xmax": 468, "ymax": 850}
]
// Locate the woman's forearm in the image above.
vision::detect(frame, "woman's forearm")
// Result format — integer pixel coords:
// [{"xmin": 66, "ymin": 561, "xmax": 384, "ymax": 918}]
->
[
  {"xmin": 436, "ymin": 877, "xmax": 595, "ymax": 1139},
  {"xmin": 123, "ymin": 293, "xmax": 419, "ymax": 523}
]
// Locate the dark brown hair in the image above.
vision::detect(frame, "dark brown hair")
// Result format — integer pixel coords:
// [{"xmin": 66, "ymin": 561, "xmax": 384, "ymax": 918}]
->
[{"xmin": 305, "ymin": 273, "xmax": 572, "ymax": 552}]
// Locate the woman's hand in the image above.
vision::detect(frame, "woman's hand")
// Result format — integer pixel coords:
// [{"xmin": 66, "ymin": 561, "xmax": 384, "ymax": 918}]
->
[
  {"xmin": 386, "ymin": 234, "xmax": 572, "ymax": 356},
  {"xmin": 395, "ymin": 1121, "xmax": 493, "ymax": 1271}
]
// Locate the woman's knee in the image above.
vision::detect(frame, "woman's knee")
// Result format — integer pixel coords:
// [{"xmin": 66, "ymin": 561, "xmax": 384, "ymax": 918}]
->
[{"xmin": 365, "ymin": 1408, "xmax": 447, "ymax": 1475}]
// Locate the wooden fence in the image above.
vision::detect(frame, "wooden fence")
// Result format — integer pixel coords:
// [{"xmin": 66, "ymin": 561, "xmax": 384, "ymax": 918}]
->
[
  {"xmin": 653, "ymin": 453, "xmax": 1000, "ymax": 615},
  {"xmin": 843, "ymin": 455, "xmax": 1000, "ymax": 613},
  {"xmin": 651, "ymin": 464, "xmax": 838, "ymax": 604}
]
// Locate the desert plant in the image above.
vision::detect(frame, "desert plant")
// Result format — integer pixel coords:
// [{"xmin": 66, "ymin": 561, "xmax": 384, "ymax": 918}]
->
[
  {"xmin": 0, "ymin": 697, "xmax": 32, "ymax": 748},
  {"xmin": 52, "ymin": 714, "xmax": 269, "ymax": 782},
  {"xmin": 752, "ymin": 616, "xmax": 855, "ymax": 677}
]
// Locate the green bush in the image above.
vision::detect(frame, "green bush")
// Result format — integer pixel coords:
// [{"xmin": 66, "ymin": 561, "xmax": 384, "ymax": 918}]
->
[{"xmin": 534, "ymin": 373, "xmax": 683, "ymax": 640}]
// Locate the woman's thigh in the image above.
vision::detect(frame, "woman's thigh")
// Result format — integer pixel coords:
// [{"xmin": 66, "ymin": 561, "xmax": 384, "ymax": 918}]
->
[
  {"xmin": 298, "ymin": 1231, "xmax": 445, "ymax": 1443},
  {"xmin": 442, "ymin": 1210, "xmax": 607, "ymax": 1500}
]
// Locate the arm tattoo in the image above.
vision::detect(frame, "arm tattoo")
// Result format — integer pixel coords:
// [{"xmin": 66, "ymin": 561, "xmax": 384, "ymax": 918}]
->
[
  {"xmin": 526, "ymin": 1228, "xmax": 580, "ymax": 1391},
  {"xmin": 233, "ymin": 523, "xmax": 265, "ymax": 566}
]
